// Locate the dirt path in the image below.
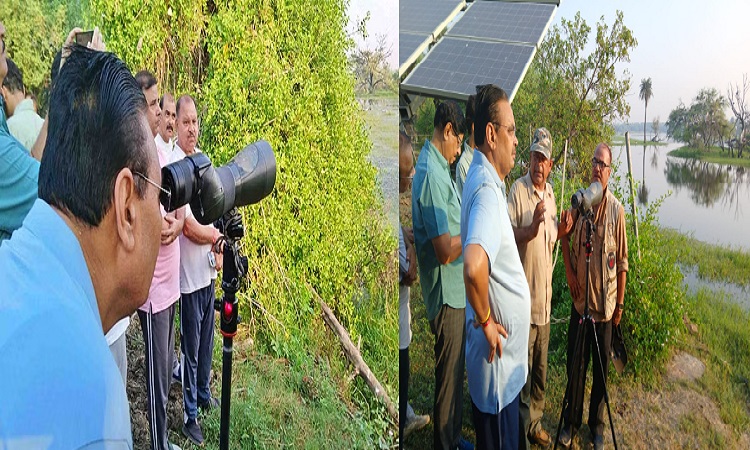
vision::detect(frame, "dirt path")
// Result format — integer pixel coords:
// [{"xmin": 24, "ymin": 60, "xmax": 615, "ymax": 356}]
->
[{"xmin": 559, "ymin": 351, "xmax": 750, "ymax": 450}]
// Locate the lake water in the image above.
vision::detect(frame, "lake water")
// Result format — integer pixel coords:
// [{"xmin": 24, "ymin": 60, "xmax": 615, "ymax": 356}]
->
[
  {"xmin": 362, "ymin": 97, "xmax": 399, "ymax": 232},
  {"xmin": 611, "ymin": 140, "xmax": 750, "ymax": 251}
]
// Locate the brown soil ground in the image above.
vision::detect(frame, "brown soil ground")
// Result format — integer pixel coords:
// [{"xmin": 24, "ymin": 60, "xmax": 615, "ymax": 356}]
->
[
  {"xmin": 560, "ymin": 351, "xmax": 750, "ymax": 450},
  {"xmin": 125, "ymin": 314, "xmax": 219, "ymax": 449}
]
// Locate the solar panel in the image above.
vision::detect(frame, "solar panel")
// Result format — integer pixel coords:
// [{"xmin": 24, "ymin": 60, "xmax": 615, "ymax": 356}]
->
[
  {"xmin": 400, "ymin": 37, "xmax": 536, "ymax": 101},
  {"xmin": 448, "ymin": 1, "xmax": 555, "ymax": 45},
  {"xmin": 400, "ymin": 0, "xmax": 465, "ymax": 35},
  {"xmin": 399, "ymin": 32, "xmax": 432, "ymax": 68}
]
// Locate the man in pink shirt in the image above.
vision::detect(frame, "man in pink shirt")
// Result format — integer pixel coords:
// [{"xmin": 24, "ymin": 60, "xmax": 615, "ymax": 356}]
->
[{"xmin": 135, "ymin": 70, "xmax": 184, "ymax": 450}]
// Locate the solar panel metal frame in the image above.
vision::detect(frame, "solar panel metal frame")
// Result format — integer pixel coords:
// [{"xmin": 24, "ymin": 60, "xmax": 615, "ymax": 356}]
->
[
  {"xmin": 399, "ymin": 32, "xmax": 433, "ymax": 77},
  {"xmin": 401, "ymin": 37, "xmax": 537, "ymax": 102},
  {"xmin": 447, "ymin": 1, "xmax": 556, "ymax": 45}
]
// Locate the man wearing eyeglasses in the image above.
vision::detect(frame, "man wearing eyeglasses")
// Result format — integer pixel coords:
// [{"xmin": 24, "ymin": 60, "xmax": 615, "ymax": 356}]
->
[
  {"xmin": 558, "ymin": 143, "xmax": 628, "ymax": 450},
  {"xmin": 411, "ymin": 100, "xmax": 471, "ymax": 450},
  {"xmin": 1, "ymin": 45, "xmax": 163, "ymax": 449},
  {"xmin": 461, "ymin": 84, "xmax": 530, "ymax": 450},
  {"xmin": 508, "ymin": 128, "xmax": 573, "ymax": 449}
]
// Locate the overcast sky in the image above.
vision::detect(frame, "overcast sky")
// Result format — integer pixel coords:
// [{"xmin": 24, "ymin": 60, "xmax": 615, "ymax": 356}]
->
[
  {"xmin": 371, "ymin": 0, "xmax": 749, "ymax": 122},
  {"xmin": 552, "ymin": 0, "xmax": 750, "ymax": 123},
  {"xmin": 347, "ymin": 0, "xmax": 399, "ymax": 69}
]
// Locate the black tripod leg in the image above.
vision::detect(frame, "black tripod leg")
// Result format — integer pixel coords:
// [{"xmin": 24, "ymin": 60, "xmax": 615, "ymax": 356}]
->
[
  {"xmin": 554, "ymin": 315, "xmax": 587, "ymax": 449},
  {"xmin": 590, "ymin": 321, "xmax": 618, "ymax": 450}
]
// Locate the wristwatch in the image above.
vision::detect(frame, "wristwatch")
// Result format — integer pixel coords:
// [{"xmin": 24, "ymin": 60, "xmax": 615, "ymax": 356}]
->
[{"xmin": 616, "ymin": 303, "xmax": 624, "ymax": 310}]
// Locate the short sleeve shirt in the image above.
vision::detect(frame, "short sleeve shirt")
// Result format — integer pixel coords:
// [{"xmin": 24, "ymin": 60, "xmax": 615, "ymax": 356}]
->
[
  {"xmin": 461, "ymin": 151, "xmax": 530, "ymax": 414},
  {"xmin": 0, "ymin": 97, "xmax": 39, "ymax": 242},
  {"xmin": 411, "ymin": 139, "xmax": 465, "ymax": 321},
  {"xmin": 507, "ymin": 173, "xmax": 558, "ymax": 325}
]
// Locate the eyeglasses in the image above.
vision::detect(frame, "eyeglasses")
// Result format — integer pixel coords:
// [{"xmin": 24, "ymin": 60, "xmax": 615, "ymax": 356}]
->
[
  {"xmin": 134, "ymin": 171, "xmax": 171, "ymax": 202},
  {"xmin": 491, "ymin": 121, "xmax": 516, "ymax": 138},
  {"xmin": 591, "ymin": 157, "xmax": 611, "ymax": 169}
]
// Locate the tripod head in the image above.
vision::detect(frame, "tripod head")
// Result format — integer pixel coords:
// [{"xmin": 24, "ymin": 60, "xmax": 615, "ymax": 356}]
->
[{"xmin": 214, "ymin": 208, "xmax": 248, "ymax": 339}]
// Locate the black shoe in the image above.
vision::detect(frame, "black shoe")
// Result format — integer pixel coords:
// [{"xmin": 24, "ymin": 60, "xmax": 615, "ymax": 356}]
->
[
  {"xmin": 198, "ymin": 396, "xmax": 220, "ymax": 412},
  {"xmin": 592, "ymin": 434, "xmax": 604, "ymax": 450},
  {"xmin": 557, "ymin": 426, "xmax": 572, "ymax": 449},
  {"xmin": 182, "ymin": 418, "xmax": 204, "ymax": 446}
]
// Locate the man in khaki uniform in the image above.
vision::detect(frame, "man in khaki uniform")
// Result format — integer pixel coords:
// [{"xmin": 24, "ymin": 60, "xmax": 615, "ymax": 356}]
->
[
  {"xmin": 508, "ymin": 128, "xmax": 572, "ymax": 448},
  {"xmin": 559, "ymin": 143, "xmax": 628, "ymax": 450}
]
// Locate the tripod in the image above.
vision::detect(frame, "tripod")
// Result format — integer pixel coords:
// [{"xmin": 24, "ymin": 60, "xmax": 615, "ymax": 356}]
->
[
  {"xmin": 215, "ymin": 208, "xmax": 249, "ymax": 450},
  {"xmin": 553, "ymin": 213, "xmax": 618, "ymax": 450}
]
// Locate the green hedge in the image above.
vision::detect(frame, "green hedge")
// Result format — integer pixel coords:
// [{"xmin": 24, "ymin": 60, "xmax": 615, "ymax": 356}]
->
[{"xmin": 88, "ymin": 0, "xmax": 396, "ymax": 370}]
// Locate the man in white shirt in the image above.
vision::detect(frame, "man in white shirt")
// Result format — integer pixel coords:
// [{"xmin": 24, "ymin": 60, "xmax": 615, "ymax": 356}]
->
[
  {"xmin": 173, "ymin": 94, "xmax": 223, "ymax": 446},
  {"xmin": 1, "ymin": 58, "xmax": 44, "ymax": 152},
  {"xmin": 156, "ymin": 93, "xmax": 176, "ymax": 157}
]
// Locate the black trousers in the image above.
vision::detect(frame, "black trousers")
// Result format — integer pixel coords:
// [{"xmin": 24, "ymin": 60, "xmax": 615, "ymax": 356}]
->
[
  {"xmin": 399, "ymin": 347, "xmax": 409, "ymax": 449},
  {"xmin": 430, "ymin": 305, "xmax": 466, "ymax": 450},
  {"xmin": 563, "ymin": 305, "xmax": 612, "ymax": 437}
]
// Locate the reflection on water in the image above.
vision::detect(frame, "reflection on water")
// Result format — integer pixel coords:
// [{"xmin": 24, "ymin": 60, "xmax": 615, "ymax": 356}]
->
[
  {"xmin": 664, "ymin": 158, "xmax": 730, "ymax": 207},
  {"xmin": 612, "ymin": 141, "xmax": 750, "ymax": 250}
]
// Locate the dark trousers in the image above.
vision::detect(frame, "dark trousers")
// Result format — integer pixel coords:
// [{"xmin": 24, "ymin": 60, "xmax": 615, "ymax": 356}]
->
[
  {"xmin": 429, "ymin": 305, "xmax": 466, "ymax": 450},
  {"xmin": 399, "ymin": 347, "xmax": 409, "ymax": 449},
  {"xmin": 137, "ymin": 302, "xmax": 177, "ymax": 450},
  {"xmin": 471, "ymin": 392, "xmax": 521, "ymax": 450},
  {"xmin": 563, "ymin": 305, "xmax": 612, "ymax": 437},
  {"xmin": 519, "ymin": 322, "xmax": 550, "ymax": 450},
  {"xmin": 181, "ymin": 283, "xmax": 216, "ymax": 421}
]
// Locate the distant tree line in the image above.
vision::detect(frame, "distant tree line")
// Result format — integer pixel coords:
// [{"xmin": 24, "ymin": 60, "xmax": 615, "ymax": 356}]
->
[{"xmin": 666, "ymin": 76, "xmax": 749, "ymax": 158}]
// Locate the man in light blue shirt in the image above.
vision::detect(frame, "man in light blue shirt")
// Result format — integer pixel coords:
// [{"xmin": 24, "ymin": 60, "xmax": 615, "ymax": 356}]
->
[
  {"xmin": 0, "ymin": 46, "xmax": 163, "ymax": 449},
  {"xmin": 462, "ymin": 85, "xmax": 530, "ymax": 450}
]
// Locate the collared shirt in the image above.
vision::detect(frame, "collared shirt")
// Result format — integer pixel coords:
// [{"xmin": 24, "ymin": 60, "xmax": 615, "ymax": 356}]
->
[
  {"xmin": 0, "ymin": 97, "xmax": 39, "ymax": 242},
  {"xmin": 172, "ymin": 144, "xmax": 218, "ymax": 294},
  {"xmin": 570, "ymin": 189, "xmax": 629, "ymax": 322},
  {"xmin": 412, "ymin": 139, "xmax": 465, "ymax": 321},
  {"xmin": 455, "ymin": 141, "xmax": 475, "ymax": 198},
  {"xmin": 461, "ymin": 151, "xmax": 530, "ymax": 414},
  {"xmin": 7, "ymin": 99, "xmax": 45, "ymax": 152},
  {"xmin": 508, "ymin": 173, "xmax": 558, "ymax": 325},
  {"xmin": 0, "ymin": 200, "xmax": 132, "ymax": 449},
  {"xmin": 155, "ymin": 132, "xmax": 174, "ymax": 159},
  {"xmin": 139, "ymin": 137, "xmax": 181, "ymax": 313}
]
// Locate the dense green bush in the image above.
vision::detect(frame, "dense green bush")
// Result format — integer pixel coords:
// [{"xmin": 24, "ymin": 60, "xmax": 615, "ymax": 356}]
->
[{"xmin": 87, "ymin": 0, "xmax": 396, "ymax": 437}]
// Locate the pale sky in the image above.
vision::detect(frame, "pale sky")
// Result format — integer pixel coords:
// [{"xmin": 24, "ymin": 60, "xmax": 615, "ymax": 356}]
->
[
  {"xmin": 347, "ymin": 0, "xmax": 399, "ymax": 69},
  {"xmin": 553, "ymin": 0, "xmax": 750, "ymax": 124}
]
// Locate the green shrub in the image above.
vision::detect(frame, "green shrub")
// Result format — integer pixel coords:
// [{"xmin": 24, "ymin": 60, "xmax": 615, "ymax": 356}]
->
[{"xmin": 88, "ymin": 0, "xmax": 396, "ymax": 441}]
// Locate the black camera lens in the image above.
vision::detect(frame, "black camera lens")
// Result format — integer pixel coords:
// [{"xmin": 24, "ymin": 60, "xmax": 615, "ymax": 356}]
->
[{"xmin": 159, "ymin": 141, "xmax": 276, "ymax": 225}]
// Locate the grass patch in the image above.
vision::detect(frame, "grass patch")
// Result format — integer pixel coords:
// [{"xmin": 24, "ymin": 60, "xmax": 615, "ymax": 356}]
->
[
  {"xmin": 669, "ymin": 146, "xmax": 750, "ymax": 168},
  {"xmin": 612, "ymin": 135, "xmax": 667, "ymax": 146},
  {"xmin": 682, "ymin": 289, "xmax": 750, "ymax": 432},
  {"xmin": 679, "ymin": 412, "xmax": 727, "ymax": 448},
  {"xmin": 651, "ymin": 227, "xmax": 750, "ymax": 286}
]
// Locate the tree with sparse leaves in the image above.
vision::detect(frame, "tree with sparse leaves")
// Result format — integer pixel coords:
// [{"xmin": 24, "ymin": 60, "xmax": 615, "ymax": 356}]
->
[
  {"xmin": 513, "ymin": 10, "xmax": 637, "ymax": 180},
  {"xmin": 727, "ymin": 74, "xmax": 749, "ymax": 158},
  {"xmin": 350, "ymin": 33, "xmax": 395, "ymax": 93}
]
